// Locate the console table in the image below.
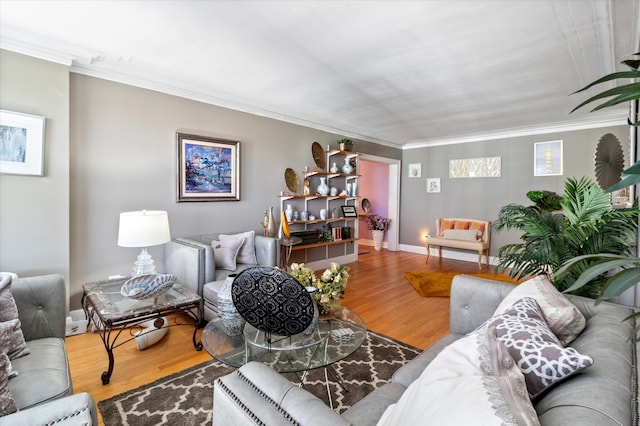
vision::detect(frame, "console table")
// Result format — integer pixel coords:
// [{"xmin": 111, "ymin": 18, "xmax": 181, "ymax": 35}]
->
[{"xmin": 82, "ymin": 277, "xmax": 203, "ymax": 384}]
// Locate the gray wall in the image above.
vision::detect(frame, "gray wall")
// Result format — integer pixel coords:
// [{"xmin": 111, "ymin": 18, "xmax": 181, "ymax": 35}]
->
[
  {"xmin": 0, "ymin": 51, "xmax": 70, "ymax": 300},
  {"xmin": 399, "ymin": 125, "xmax": 631, "ymax": 253}
]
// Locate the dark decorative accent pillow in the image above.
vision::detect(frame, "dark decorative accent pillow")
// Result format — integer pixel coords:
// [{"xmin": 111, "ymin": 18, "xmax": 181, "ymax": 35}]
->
[
  {"xmin": 231, "ymin": 267, "xmax": 314, "ymax": 336},
  {"xmin": 0, "ymin": 274, "xmax": 30, "ymax": 360},
  {"xmin": 477, "ymin": 297, "xmax": 593, "ymax": 398}
]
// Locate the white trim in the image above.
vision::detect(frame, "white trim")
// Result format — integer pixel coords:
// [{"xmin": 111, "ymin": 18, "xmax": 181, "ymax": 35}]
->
[{"xmin": 400, "ymin": 244, "xmax": 497, "ymax": 266}]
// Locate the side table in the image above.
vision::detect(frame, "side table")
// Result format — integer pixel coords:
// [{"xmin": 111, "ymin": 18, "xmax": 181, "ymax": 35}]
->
[{"xmin": 82, "ymin": 277, "xmax": 203, "ymax": 384}]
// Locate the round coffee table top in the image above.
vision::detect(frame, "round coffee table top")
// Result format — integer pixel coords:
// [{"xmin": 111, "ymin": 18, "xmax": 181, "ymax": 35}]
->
[{"xmin": 202, "ymin": 306, "xmax": 366, "ymax": 373}]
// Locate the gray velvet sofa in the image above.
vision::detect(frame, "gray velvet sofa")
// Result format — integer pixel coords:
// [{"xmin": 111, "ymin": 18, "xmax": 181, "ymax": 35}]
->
[
  {"xmin": 0, "ymin": 274, "xmax": 98, "ymax": 425},
  {"xmin": 164, "ymin": 231, "xmax": 279, "ymax": 321},
  {"xmin": 213, "ymin": 274, "xmax": 637, "ymax": 425}
]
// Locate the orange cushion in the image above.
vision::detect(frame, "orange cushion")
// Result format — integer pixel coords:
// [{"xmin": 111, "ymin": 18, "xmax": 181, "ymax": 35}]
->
[
  {"xmin": 454, "ymin": 221, "xmax": 470, "ymax": 230},
  {"xmin": 437, "ymin": 219, "xmax": 454, "ymax": 237},
  {"xmin": 468, "ymin": 222, "xmax": 485, "ymax": 240}
]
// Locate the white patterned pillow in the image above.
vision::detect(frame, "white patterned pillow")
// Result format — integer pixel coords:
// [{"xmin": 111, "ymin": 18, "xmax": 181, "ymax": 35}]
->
[
  {"xmin": 478, "ymin": 297, "xmax": 593, "ymax": 398},
  {"xmin": 495, "ymin": 275, "xmax": 586, "ymax": 345},
  {"xmin": 377, "ymin": 328, "xmax": 540, "ymax": 426},
  {"xmin": 219, "ymin": 231, "xmax": 257, "ymax": 265},
  {"xmin": 211, "ymin": 238, "xmax": 244, "ymax": 271},
  {"xmin": 441, "ymin": 229, "xmax": 481, "ymax": 241}
]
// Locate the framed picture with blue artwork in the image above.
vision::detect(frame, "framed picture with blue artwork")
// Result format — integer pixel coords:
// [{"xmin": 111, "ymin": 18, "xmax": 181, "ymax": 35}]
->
[
  {"xmin": 177, "ymin": 132, "xmax": 240, "ymax": 202},
  {"xmin": 0, "ymin": 110, "xmax": 46, "ymax": 176}
]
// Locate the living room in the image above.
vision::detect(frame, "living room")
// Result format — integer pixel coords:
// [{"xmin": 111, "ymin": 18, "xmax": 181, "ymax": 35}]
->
[{"xmin": 1, "ymin": 1, "xmax": 639, "ymax": 424}]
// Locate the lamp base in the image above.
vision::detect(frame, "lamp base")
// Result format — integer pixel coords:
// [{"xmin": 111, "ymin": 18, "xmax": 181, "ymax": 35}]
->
[{"xmin": 132, "ymin": 247, "xmax": 157, "ymax": 276}]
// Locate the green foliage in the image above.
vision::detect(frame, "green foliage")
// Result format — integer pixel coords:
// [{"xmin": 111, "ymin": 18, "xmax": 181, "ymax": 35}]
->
[
  {"xmin": 336, "ymin": 138, "xmax": 354, "ymax": 145},
  {"xmin": 495, "ymin": 177, "xmax": 639, "ymax": 297},
  {"xmin": 526, "ymin": 190, "xmax": 563, "ymax": 211}
]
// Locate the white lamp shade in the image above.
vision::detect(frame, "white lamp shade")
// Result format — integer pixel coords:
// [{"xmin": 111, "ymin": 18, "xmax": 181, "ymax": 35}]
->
[{"xmin": 118, "ymin": 210, "xmax": 171, "ymax": 248}]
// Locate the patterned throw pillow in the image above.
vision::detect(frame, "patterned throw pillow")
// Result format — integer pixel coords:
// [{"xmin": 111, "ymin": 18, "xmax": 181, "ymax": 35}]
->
[
  {"xmin": 477, "ymin": 297, "xmax": 593, "ymax": 398},
  {"xmin": 495, "ymin": 275, "xmax": 586, "ymax": 345},
  {"xmin": 377, "ymin": 328, "xmax": 540, "ymax": 425},
  {"xmin": 0, "ymin": 274, "xmax": 30, "ymax": 360},
  {"xmin": 219, "ymin": 231, "xmax": 257, "ymax": 265},
  {"xmin": 211, "ymin": 238, "xmax": 245, "ymax": 271}
]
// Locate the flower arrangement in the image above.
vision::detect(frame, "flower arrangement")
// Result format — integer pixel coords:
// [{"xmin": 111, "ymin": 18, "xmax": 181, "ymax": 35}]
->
[
  {"xmin": 289, "ymin": 263, "xmax": 317, "ymax": 287},
  {"xmin": 288, "ymin": 262, "xmax": 350, "ymax": 314},
  {"xmin": 365, "ymin": 214, "xmax": 390, "ymax": 231}
]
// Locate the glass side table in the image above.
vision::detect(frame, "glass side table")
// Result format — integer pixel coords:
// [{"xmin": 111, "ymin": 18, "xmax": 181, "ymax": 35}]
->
[{"xmin": 82, "ymin": 277, "xmax": 203, "ymax": 384}]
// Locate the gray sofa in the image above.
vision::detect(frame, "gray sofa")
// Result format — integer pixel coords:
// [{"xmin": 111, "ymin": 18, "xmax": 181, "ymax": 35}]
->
[
  {"xmin": 0, "ymin": 274, "xmax": 98, "ymax": 425},
  {"xmin": 213, "ymin": 274, "xmax": 637, "ymax": 425},
  {"xmin": 164, "ymin": 232, "xmax": 279, "ymax": 321}
]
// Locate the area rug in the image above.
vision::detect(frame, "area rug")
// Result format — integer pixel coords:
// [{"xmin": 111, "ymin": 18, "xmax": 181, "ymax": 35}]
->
[
  {"xmin": 98, "ymin": 330, "xmax": 421, "ymax": 425},
  {"xmin": 404, "ymin": 271, "xmax": 520, "ymax": 297}
]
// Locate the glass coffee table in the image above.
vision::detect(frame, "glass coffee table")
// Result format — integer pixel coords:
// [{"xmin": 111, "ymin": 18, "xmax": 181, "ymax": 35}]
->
[
  {"xmin": 202, "ymin": 306, "xmax": 366, "ymax": 408},
  {"xmin": 82, "ymin": 277, "xmax": 203, "ymax": 384}
]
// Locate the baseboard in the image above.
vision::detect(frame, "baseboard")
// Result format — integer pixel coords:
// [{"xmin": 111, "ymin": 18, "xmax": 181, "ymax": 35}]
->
[{"xmin": 399, "ymin": 244, "xmax": 497, "ymax": 266}]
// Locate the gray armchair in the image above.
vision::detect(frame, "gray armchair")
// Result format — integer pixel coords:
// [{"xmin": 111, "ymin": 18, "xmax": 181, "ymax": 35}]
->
[{"xmin": 0, "ymin": 274, "xmax": 97, "ymax": 426}]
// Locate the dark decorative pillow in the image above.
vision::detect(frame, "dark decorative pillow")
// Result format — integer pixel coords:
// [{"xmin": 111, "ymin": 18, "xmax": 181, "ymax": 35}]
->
[
  {"xmin": 0, "ymin": 274, "xmax": 30, "ymax": 360},
  {"xmin": 476, "ymin": 297, "xmax": 593, "ymax": 398}
]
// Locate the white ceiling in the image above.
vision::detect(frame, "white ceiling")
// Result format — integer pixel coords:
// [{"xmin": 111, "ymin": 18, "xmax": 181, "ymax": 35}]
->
[{"xmin": 1, "ymin": 0, "xmax": 639, "ymax": 148}]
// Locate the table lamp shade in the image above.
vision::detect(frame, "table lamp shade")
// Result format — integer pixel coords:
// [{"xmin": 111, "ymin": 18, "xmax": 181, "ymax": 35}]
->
[{"xmin": 118, "ymin": 210, "xmax": 171, "ymax": 248}]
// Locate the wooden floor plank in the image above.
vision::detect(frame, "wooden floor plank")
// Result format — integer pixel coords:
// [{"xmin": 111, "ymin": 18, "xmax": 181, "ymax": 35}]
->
[{"xmin": 65, "ymin": 246, "xmax": 488, "ymax": 425}]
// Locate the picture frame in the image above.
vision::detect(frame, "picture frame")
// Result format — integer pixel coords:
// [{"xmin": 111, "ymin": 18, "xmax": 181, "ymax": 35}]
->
[
  {"xmin": 534, "ymin": 140, "xmax": 563, "ymax": 176},
  {"xmin": 177, "ymin": 132, "xmax": 240, "ymax": 202},
  {"xmin": 408, "ymin": 163, "xmax": 421, "ymax": 178},
  {"xmin": 426, "ymin": 177, "xmax": 441, "ymax": 193},
  {"xmin": 0, "ymin": 110, "xmax": 46, "ymax": 176},
  {"xmin": 341, "ymin": 205, "xmax": 358, "ymax": 218}
]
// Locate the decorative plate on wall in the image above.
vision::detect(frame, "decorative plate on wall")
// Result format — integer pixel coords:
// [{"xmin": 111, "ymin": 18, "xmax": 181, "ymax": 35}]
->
[
  {"xmin": 284, "ymin": 168, "xmax": 298, "ymax": 193},
  {"xmin": 594, "ymin": 133, "xmax": 625, "ymax": 189},
  {"xmin": 311, "ymin": 142, "xmax": 325, "ymax": 170}
]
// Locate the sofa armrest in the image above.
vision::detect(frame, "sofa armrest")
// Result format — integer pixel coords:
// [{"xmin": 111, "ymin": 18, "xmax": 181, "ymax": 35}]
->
[
  {"xmin": 449, "ymin": 275, "xmax": 516, "ymax": 334},
  {"xmin": 254, "ymin": 235, "xmax": 279, "ymax": 267},
  {"xmin": 12, "ymin": 274, "xmax": 66, "ymax": 341},
  {"xmin": 0, "ymin": 392, "xmax": 97, "ymax": 426},
  {"xmin": 214, "ymin": 362, "xmax": 350, "ymax": 426},
  {"xmin": 164, "ymin": 238, "xmax": 214, "ymax": 297}
]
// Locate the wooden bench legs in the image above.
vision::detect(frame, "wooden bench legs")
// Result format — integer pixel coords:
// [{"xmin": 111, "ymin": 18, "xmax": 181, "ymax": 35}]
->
[{"xmin": 426, "ymin": 245, "xmax": 489, "ymax": 270}]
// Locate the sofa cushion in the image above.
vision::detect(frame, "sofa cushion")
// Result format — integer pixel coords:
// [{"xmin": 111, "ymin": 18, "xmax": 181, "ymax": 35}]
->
[
  {"xmin": 478, "ymin": 297, "xmax": 593, "ymax": 398},
  {"xmin": 211, "ymin": 238, "xmax": 244, "ymax": 271},
  {"xmin": 377, "ymin": 328, "xmax": 539, "ymax": 425},
  {"xmin": 495, "ymin": 275, "xmax": 586, "ymax": 345},
  {"xmin": 219, "ymin": 231, "xmax": 258, "ymax": 265},
  {"xmin": 441, "ymin": 229, "xmax": 480, "ymax": 241},
  {"xmin": 0, "ymin": 275, "xmax": 30, "ymax": 360},
  {"xmin": 9, "ymin": 338, "xmax": 72, "ymax": 410}
]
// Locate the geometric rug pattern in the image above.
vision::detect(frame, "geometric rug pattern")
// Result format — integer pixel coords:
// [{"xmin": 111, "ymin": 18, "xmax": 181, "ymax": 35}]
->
[{"xmin": 99, "ymin": 330, "xmax": 421, "ymax": 425}]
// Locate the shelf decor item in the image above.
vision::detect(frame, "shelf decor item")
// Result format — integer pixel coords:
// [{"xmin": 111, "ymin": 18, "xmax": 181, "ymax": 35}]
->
[
  {"xmin": 336, "ymin": 138, "xmax": 354, "ymax": 152},
  {"xmin": 342, "ymin": 158, "xmax": 354, "ymax": 174},
  {"xmin": 120, "ymin": 273, "xmax": 177, "ymax": 300},
  {"xmin": 316, "ymin": 177, "xmax": 329, "ymax": 195}
]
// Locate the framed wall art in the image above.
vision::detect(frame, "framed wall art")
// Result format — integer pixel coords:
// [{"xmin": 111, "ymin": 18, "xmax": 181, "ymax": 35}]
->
[
  {"xmin": 534, "ymin": 140, "xmax": 563, "ymax": 176},
  {"xmin": 177, "ymin": 132, "xmax": 240, "ymax": 202},
  {"xmin": 0, "ymin": 110, "xmax": 46, "ymax": 176},
  {"xmin": 408, "ymin": 163, "xmax": 421, "ymax": 178},
  {"xmin": 449, "ymin": 156, "xmax": 501, "ymax": 178},
  {"xmin": 426, "ymin": 177, "xmax": 441, "ymax": 193},
  {"xmin": 341, "ymin": 205, "xmax": 358, "ymax": 218}
]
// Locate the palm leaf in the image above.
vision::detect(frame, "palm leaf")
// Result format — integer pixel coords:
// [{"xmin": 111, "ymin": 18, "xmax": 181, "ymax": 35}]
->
[{"xmin": 601, "ymin": 268, "xmax": 640, "ymax": 301}]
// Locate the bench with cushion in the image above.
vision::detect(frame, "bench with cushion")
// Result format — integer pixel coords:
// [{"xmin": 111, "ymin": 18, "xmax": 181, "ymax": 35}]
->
[{"xmin": 425, "ymin": 217, "xmax": 491, "ymax": 269}]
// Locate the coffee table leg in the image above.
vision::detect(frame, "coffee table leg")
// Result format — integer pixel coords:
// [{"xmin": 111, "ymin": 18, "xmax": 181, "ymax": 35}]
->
[{"xmin": 101, "ymin": 346, "xmax": 115, "ymax": 385}]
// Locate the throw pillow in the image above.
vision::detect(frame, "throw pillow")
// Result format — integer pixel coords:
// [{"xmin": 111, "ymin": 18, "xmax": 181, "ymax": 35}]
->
[
  {"xmin": 211, "ymin": 238, "xmax": 245, "ymax": 271},
  {"xmin": 0, "ymin": 274, "xmax": 30, "ymax": 360},
  {"xmin": 219, "ymin": 231, "xmax": 258, "ymax": 265},
  {"xmin": 495, "ymin": 275, "xmax": 586, "ymax": 345},
  {"xmin": 0, "ymin": 322, "xmax": 17, "ymax": 416},
  {"xmin": 377, "ymin": 328, "xmax": 540, "ymax": 426},
  {"xmin": 437, "ymin": 219, "xmax": 454, "ymax": 237},
  {"xmin": 468, "ymin": 222, "xmax": 485, "ymax": 240},
  {"xmin": 453, "ymin": 220, "xmax": 469, "ymax": 229},
  {"xmin": 441, "ymin": 229, "xmax": 481, "ymax": 241},
  {"xmin": 476, "ymin": 297, "xmax": 593, "ymax": 398}
]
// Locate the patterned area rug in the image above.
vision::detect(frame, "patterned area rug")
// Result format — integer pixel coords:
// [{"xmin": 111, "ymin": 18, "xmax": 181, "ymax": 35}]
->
[{"xmin": 98, "ymin": 330, "xmax": 421, "ymax": 425}]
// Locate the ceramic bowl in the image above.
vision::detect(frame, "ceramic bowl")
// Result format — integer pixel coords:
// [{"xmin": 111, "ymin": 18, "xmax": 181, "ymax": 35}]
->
[{"xmin": 121, "ymin": 274, "xmax": 177, "ymax": 300}]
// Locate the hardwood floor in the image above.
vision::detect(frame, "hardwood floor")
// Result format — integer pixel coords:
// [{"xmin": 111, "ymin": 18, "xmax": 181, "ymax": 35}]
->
[{"xmin": 66, "ymin": 247, "xmax": 489, "ymax": 425}]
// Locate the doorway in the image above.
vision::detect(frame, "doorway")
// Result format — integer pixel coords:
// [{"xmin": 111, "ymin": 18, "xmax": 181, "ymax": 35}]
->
[{"xmin": 359, "ymin": 154, "xmax": 400, "ymax": 251}]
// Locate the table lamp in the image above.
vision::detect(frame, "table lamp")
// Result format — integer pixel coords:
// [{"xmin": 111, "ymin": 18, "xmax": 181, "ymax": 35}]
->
[{"xmin": 118, "ymin": 210, "xmax": 171, "ymax": 276}]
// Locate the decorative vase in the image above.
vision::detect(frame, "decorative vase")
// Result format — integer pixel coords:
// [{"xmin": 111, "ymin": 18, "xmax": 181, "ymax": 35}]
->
[
  {"xmin": 342, "ymin": 158, "xmax": 353, "ymax": 174},
  {"xmin": 317, "ymin": 177, "xmax": 329, "ymax": 195},
  {"xmin": 372, "ymin": 230, "xmax": 384, "ymax": 251},
  {"xmin": 285, "ymin": 204, "xmax": 293, "ymax": 221},
  {"xmin": 318, "ymin": 299, "xmax": 340, "ymax": 316},
  {"xmin": 218, "ymin": 274, "xmax": 245, "ymax": 336},
  {"xmin": 267, "ymin": 206, "xmax": 277, "ymax": 237},
  {"xmin": 330, "ymin": 163, "xmax": 339, "ymax": 173}
]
